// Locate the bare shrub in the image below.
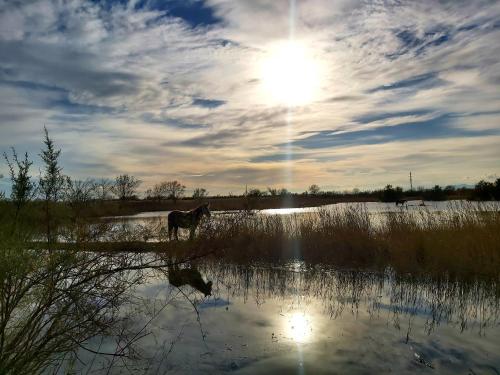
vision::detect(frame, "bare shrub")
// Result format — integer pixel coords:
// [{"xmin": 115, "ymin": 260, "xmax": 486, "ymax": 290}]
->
[{"xmin": 112, "ymin": 174, "xmax": 141, "ymax": 200}]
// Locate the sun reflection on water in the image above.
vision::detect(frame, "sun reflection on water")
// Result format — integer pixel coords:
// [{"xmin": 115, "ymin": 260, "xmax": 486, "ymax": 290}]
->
[{"xmin": 286, "ymin": 312, "xmax": 313, "ymax": 343}]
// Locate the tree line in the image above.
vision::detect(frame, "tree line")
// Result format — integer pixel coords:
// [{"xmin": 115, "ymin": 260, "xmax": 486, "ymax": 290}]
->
[
  {"xmin": 375, "ymin": 181, "xmax": 500, "ymax": 202},
  {"xmin": 2, "ymin": 129, "xmax": 499, "ymax": 205},
  {"xmin": 242, "ymin": 181, "xmax": 500, "ymax": 202},
  {"xmin": 1, "ymin": 129, "xmax": 209, "ymax": 205}
]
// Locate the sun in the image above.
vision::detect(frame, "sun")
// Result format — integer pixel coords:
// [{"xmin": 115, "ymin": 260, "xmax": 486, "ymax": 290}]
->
[
  {"xmin": 260, "ymin": 41, "xmax": 324, "ymax": 106},
  {"xmin": 286, "ymin": 312, "xmax": 312, "ymax": 343}
]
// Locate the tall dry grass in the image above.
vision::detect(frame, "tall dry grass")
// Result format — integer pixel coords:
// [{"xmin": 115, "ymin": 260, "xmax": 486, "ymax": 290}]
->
[
  {"xmin": 56, "ymin": 202, "xmax": 500, "ymax": 277},
  {"xmin": 189, "ymin": 202, "xmax": 500, "ymax": 277},
  {"xmin": 381, "ymin": 201, "xmax": 500, "ymax": 277}
]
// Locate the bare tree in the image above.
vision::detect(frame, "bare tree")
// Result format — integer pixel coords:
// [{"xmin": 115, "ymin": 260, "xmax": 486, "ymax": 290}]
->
[
  {"xmin": 145, "ymin": 181, "xmax": 172, "ymax": 201},
  {"xmin": 112, "ymin": 174, "xmax": 141, "ymax": 200},
  {"xmin": 268, "ymin": 187, "xmax": 288, "ymax": 197},
  {"xmin": 267, "ymin": 187, "xmax": 278, "ymax": 196},
  {"xmin": 0, "ymin": 246, "xmax": 196, "ymax": 374},
  {"xmin": 65, "ymin": 178, "xmax": 95, "ymax": 205},
  {"xmin": 144, "ymin": 188, "xmax": 154, "ymax": 200},
  {"xmin": 279, "ymin": 188, "xmax": 289, "ymax": 196},
  {"xmin": 192, "ymin": 188, "xmax": 208, "ymax": 199},
  {"xmin": 165, "ymin": 180, "xmax": 185, "ymax": 202},
  {"xmin": 64, "ymin": 178, "xmax": 96, "ymax": 241},
  {"xmin": 247, "ymin": 188, "xmax": 264, "ymax": 197},
  {"xmin": 308, "ymin": 184, "xmax": 321, "ymax": 195}
]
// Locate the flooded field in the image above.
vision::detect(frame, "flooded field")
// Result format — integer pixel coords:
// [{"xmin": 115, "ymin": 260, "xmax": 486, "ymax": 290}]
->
[
  {"xmin": 105, "ymin": 200, "xmax": 500, "ymax": 232},
  {"xmin": 107, "ymin": 200, "xmax": 470, "ymax": 218},
  {"xmin": 3, "ymin": 201, "xmax": 499, "ymax": 374},
  {"xmin": 68, "ymin": 260, "xmax": 499, "ymax": 374},
  {"xmin": 60, "ymin": 201, "xmax": 497, "ymax": 373},
  {"xmin": 99, "ymin": 200, "xmax": 500, "ymax": 247}
]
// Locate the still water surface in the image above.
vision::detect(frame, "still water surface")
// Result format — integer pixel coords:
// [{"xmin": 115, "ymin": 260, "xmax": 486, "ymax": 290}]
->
[
  {"xmin": 74, "ymin": 261, "xmax": 499, "ymax": 374},
  {"xmin": 109, "ymin": 200, "xmax": 477, "ymax": 220},
  {"xmin": 76, "ymin": 201, "xmax": 500, "ymax": 373}
]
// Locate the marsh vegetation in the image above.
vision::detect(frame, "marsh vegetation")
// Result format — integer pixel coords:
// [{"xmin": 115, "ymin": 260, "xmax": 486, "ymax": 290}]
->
[
  {"xmin": 98, "ymin": 202, "xmax": 500, "ymax": 279},
  {"xmin": 1, "ymin": 131, "xmax": 499, "ymax": 373}
]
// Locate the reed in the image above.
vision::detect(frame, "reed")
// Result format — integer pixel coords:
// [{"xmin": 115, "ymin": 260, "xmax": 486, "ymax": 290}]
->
[
  {"xmin": 6, "ymin": 199, "xmax": 498, "ymax": 278},
  {"xmin": 186, "ymin": 202, "xmax": 500, "ymax": 278}
]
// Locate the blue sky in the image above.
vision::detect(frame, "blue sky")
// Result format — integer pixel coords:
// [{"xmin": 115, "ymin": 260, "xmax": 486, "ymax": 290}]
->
[{"xmin": 0, "ymin": 0, "xmax": 499, "ymax": 194}]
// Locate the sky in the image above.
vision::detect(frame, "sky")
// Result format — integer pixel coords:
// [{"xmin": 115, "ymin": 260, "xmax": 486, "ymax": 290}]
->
[{"xmin": 0, "ymin": 0, "xmax": 499, "ymax": 195}]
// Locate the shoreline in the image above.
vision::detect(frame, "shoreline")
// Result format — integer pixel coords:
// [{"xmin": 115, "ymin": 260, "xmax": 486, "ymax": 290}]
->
[
  {"xmin": 86, "ymin": 195, "xmax": 422, "ymax": 217},
  {"xmin": 85, "ymin": 194, "xmax": 477, "ymax": 217}
]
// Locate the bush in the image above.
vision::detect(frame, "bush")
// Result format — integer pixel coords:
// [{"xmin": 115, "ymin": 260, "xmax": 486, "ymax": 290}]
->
[
  {"xmin": 422, "ymin": 185, "xmax": 446, "ymax": 201},
  {"xmin": 112, "ymin": 174, "xmax": 141, "ymax": 200},
  {"xmin": 380, "ymin": 185, "xmax": 404, "ymax": 202},
  {"xmin": 473, "ymin": 180, "xmax": 495, "ymax": 201}
]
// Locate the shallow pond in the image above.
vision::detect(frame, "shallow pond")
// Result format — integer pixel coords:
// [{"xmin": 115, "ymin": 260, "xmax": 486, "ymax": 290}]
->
[
  {"xmin": 101, "ymin": 200, "xmax": 500, "ymax": 242},
  {"xmin": 70, "ymin": 260, "xmax": 500, "ymax": 374},
  {"xmin": 107, "ymin": 200, "xmax": 491, "ymax": 220}
]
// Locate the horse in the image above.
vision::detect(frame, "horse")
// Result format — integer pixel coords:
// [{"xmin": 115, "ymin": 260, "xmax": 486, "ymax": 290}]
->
[
  {"xmin": 168, "ymin": 264, "xmax": 212, "ymax": 296},
  {"xmin": 395, "ymin": 199, "xmax": 407, "ymax": 206},
  {"xmin": 168, "ymin": 203, "xmax": 211, "ymax": 241}
]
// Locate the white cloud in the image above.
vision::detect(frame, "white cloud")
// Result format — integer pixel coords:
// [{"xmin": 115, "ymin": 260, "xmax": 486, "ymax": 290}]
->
[{"xmin": 0, "ymin": 0, "xmax": 499, "ymax": 193}]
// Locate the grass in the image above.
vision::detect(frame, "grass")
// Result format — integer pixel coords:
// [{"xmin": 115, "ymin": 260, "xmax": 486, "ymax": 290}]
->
[
  {"xmin": 1, "ymin": 199, "xmax": 498, "ymax": 373},
  {"xmin": 4, "ymin": 199, "xmax": 499, "ymax": 278},
  {"xmin": 41, "ymin": 201, "xmax": 499, "ymax": 278},
  {"xmin": 182, "ymin": 202, "xmax": 500, "ymax": 278}
]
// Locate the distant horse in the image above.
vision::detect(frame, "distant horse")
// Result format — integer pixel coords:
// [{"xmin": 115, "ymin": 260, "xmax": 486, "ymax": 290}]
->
[
  {"xmin": 168, "ymin": 264, "xmax": 212, "ymax": 296},
  {"xmin": 168, "ymin": 203, "xmax": 211, "ymax": 240},
  {"xmin": 395, "ymin": 199, "xmax": 407, "ymax": 206}
]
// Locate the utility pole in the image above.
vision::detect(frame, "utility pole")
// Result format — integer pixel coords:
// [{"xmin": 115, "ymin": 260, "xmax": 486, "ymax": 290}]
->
[{"xmin": 409, "ymin": 172, "xmax": 413, "ymax": 192}]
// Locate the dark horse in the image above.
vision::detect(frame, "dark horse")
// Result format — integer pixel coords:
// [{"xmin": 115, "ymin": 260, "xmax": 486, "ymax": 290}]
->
[
  {"xmin": 168, "ymin": 264, "xmax": 212, "ymax": 296},
  {"xmin": 168, "ymin": 203, "xmax": 211, "ymax": 240},
  {"xmin": 395, "ymin": 199, "xmax": 407, "ymax": 206}
]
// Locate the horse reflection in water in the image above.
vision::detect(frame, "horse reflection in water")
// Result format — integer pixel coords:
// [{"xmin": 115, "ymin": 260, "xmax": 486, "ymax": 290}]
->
[
  {"xmin": 168, "ymin": 203, "xmax": 211, "ymax": 241},
  {"xmin": 168, "ymin": 264, "xmax": 213, "ymax": 296}
]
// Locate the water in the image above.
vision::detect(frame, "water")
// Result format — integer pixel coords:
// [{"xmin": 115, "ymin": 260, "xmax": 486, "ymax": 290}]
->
[
  {"xmin": 70, "ymin": 261, "xmax": 499, "ymax": 374},
  {"xmin": 46, "ymin": 201, "xmax": 499, "ymax": 373},
  {"xmin": 101, "ymin": 200, "xmax": 500, "ymax": 241},
  {"xmin": 107, "ymin": 200, "xmax": 479, "ymax": 220}
]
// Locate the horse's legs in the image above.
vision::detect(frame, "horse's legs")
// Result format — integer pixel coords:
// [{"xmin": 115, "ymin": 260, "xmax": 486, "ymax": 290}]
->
[
  {"xmin": 174, "ymin": 227, "xmax": 179, "ymax": 241},
  {"xmin": 189, "ymin": 226, "xmax": 195, "ymax": 240}
]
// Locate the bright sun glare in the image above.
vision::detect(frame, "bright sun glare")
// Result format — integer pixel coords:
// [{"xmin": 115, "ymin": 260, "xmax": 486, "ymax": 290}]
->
[
  {"xmin": 286, "ymin": 312, "xmax": 312, "ymax": 343},
  {"xmin": 260, "ymin": 41, "xmax": 324, "ymax": 106}
]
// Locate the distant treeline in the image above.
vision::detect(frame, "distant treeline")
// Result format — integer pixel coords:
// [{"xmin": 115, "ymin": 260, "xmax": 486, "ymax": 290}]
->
[
  {"xmin": 1, "ymin": 129, "xmax": 499, "ymax": 205},
  {"xmin": 4, "ymin": 171, "xmax": 499, "ymax": 204},
  {"xmin": 108, "ymin": 179, "xmax": 498, "ymax": 203},
  {"xmin": 236, "ymin": 182, "xmax": 500, "ymax": 202},
  {"xmin": 355, "ymin": 181, "xmax": 500, "ymax": 202}
]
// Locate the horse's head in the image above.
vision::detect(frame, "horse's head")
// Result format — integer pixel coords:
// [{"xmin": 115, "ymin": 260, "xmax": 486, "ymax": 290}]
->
[
  {"xmin": 201, "ymin": 202, "xmax": 211, "ymax": 218},
  {"xmin": 202, "ymin": 280, "xmax": 213, "ymax": 297}
]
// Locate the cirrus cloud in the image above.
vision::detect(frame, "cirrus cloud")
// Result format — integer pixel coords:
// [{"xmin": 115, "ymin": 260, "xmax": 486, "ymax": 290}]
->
[{"xmin": 0, "ymin": 0, "xmax": 499, "ymax": 194}]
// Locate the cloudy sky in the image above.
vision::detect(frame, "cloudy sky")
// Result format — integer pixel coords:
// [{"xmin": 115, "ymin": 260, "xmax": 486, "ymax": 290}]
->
[{"xmin": 1, "ymin": 0, "xmax": 499, "ymax": 194}]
